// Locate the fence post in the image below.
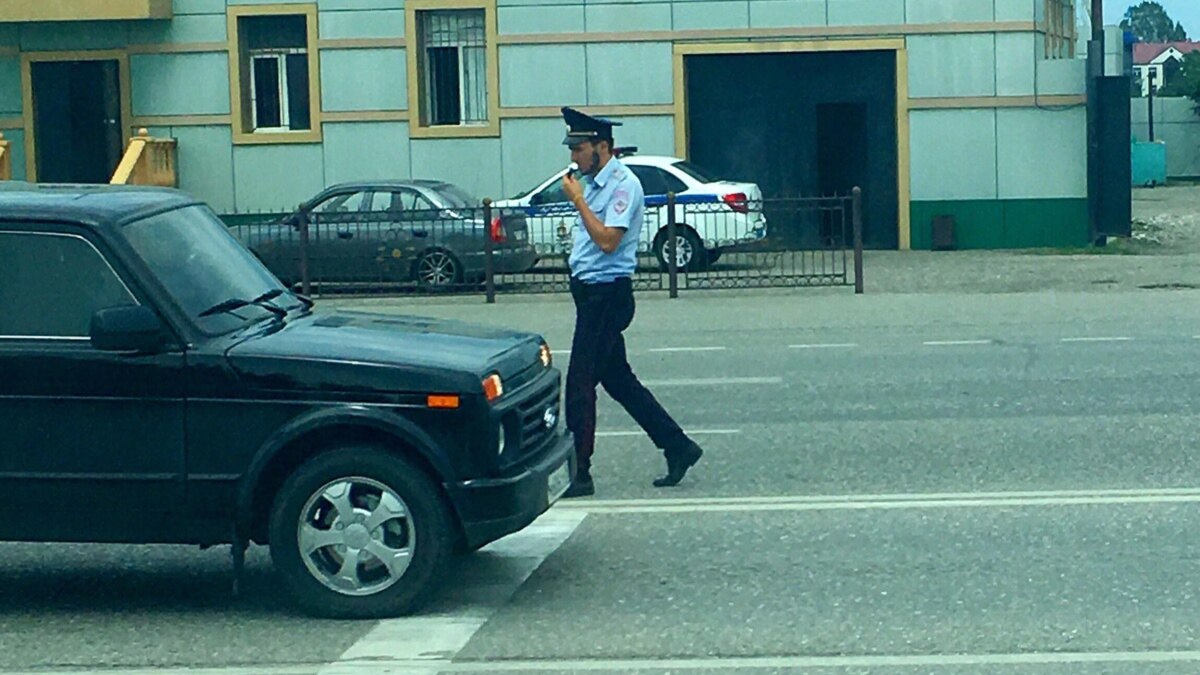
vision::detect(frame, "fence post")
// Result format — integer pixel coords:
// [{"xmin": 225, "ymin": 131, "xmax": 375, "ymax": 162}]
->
[
  {"xmin": 297, "ymin": 204, "xmax": 312, "ymax": 297},
  {"xmin": 667, "ymin": 191, "xmax": 678, "ymax": 299},
  {"xmin": 852, "ymin": 187, "xmax": 864, "ymax": 295},
  {"xmin": 484, "ymin": 199, "xmax": 496, "ymax": 304}
]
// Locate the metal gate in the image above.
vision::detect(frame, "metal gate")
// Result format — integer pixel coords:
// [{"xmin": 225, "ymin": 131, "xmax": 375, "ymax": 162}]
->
[{"xmin": 224, "ymin": 188, "xmax": 864, "ymax": 299}]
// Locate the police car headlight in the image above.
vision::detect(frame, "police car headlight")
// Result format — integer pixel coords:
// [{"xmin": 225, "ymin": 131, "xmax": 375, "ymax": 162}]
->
[{"xmin": 539, "ymin": 342, "xmax": 552, "ymax": 367}]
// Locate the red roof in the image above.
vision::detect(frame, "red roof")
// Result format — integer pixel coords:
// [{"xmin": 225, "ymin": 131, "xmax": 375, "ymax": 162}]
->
[{"xmin": 1134, "ymin": 41, "xmax": 1200, "ymax": 65}]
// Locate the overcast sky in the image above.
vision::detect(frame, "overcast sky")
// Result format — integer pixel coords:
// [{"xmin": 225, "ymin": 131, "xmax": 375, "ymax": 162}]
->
[{"xmin": 1101, "ymin": 0, "xmax": 1200, "ymax": 38}]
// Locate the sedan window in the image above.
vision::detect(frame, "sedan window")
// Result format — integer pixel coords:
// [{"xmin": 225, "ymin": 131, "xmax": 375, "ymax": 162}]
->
[{"xmin": 313, "ymin": 191, "xmax": 369, "ymax": 214}]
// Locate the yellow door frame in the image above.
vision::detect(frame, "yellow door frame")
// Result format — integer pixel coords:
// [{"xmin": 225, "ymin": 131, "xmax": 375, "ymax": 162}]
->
[
  {"xmin": 21, "ymin": 50, "xmax": 134, "ymax": 183},
  {"xmin": 672, "ymin": 39, "xmax": 912, "ymax": 250}
]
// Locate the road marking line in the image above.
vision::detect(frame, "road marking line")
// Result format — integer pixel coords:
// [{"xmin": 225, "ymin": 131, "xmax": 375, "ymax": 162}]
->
[
  {"xmin": 647, "ymin": 346, "xmax": 728, "ymax": 353},
  {"xmin": 923, "ymin": 340, "xmax": 992, "ymax": 346},
  {"xmin": 1061, "ymin": 336, "xmax": 1133, "ymax": 343},
  {"xmin": 23, "ymin": 649, "xmax": 1200, "ymax": 674},
  {"xmin": 405, "ymin": 649, "xmax": 1200, "ymax": 671},
  {"xmin": 788, "ymin": 343, "xmax": 857, "ymax": 349},
  {"xmin": 553, "ymin": 487, "xmax": 1200, "ymax": 514},
  {"xmin": 598, "ymin": 429, "xmax": 741, "ymax": 438},
  {"xmin": 316, "ymin": 510, "xmax": 586, "ymax": 675},
  {"xmin": 2, "ymin": 662, "xmax": 321, "ymax": 667},
  {"xmin": 641, "ymin": 377, "xmax": 783, "ymax": 387}
]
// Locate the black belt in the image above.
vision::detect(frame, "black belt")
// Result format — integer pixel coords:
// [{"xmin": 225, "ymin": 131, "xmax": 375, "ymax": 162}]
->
[{"xmin": 569, "ymin": 275, "xmax": 631, "ymax": 297}]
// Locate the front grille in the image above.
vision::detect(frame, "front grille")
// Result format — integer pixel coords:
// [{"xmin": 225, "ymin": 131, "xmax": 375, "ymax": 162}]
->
[{"xmin": 514, "ymin": 380, "xmax": 559, "ymax": 456}]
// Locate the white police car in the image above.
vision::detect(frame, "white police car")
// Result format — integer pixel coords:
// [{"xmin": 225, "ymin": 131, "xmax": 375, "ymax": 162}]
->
[{"xmin": 495, "ymin": 149, "xmax": 767, "ymax": 271}]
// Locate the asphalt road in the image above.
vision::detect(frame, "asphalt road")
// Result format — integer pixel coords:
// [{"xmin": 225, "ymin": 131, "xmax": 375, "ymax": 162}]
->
[{"xmin": 4, "ymin": 288, "xmax": 1200, "ymax": 674}]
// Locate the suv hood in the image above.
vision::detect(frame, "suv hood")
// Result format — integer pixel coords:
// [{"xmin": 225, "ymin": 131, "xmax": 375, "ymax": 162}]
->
[{"xmin": 225, "ymin": 310, "xmax": 545, "ymax": 395}]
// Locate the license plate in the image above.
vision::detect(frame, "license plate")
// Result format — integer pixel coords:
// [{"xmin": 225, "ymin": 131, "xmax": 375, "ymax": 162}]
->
[
  {"xmin": 547, "ymin": 460, "xmax": 571, "ymax": 502},
  {"xmin": 513, "ymin": 230, "xmax": 527, "ymax": 241}
]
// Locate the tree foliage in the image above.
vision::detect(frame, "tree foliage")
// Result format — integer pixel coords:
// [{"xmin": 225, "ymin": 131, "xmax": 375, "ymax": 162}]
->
[
  {"xmin": 1156, "ymin": 51, "xmax": 1200, "ymax": 113},
  {"xmin": 1121, "ymin": 1, "xmax": 1188, "ymax": 42}
]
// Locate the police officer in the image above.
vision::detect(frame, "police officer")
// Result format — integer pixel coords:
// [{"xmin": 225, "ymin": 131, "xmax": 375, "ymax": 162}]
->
[{"xmin": 557, "ymin": 106, "xmax": 703, "ymax": 498}]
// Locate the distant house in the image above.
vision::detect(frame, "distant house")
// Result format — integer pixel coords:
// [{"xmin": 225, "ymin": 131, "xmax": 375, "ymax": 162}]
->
[{"xmin": 1133, "ymin": 41, "xmax": 1200, "ymax": 96}]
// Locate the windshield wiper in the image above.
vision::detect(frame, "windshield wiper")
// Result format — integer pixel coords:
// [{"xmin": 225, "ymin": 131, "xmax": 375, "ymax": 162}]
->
[
  {"xmin": 293, "ymin": 292, "xmax": 314, "ymax": 311},
  {"xmin": 198, "ymin": 289, "xmax": 288, "ymax": 320}
]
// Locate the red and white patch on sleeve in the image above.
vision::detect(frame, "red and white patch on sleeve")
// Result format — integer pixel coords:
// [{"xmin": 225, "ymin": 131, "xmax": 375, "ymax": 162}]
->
[{"xmin": 612, "ymin": 189, "xmax": 630, "ymax": 215}]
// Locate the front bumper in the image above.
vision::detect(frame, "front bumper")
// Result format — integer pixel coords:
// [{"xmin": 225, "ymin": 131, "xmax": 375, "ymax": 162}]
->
[{"xmin": 443, "ymin": 428, "xmax": 576, "ymax": 550}]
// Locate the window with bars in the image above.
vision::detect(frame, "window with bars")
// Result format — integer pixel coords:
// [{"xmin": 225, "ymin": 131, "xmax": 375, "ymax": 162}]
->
[
  {"xmin": 239, "ymin": 14, "xmax": 312, "ymax": 133},
  {"xmin": 417, "ymin": 9, "xmax": 488, "ymax": 126},
  {"xmin": 1044, "ymin": 0, "xmax": 1077, "ymax": 59}
]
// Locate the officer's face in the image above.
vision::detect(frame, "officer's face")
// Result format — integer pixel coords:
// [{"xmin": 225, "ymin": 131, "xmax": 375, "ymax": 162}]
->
[{"xmin": 569, "ymin": 142, "xmax": 596, "ymax": 174}]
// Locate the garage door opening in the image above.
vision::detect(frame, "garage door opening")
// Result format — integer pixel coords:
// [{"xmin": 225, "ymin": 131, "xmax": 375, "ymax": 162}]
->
[{"xmin": 684, "ymin": 49, "xmax": 899, "ymax": 249}]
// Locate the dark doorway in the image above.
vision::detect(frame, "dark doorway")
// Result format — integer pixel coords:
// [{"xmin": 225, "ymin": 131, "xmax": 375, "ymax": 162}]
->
[
  {"xmin": 685, "ymin": 50, "xmax": 899, "ymax": 248},
  {"xmin": 817, "ymin": 102, "xmax": 869, "ymax": 245},
  {"xmin": 817, "ymin": 103, "xmax": 868, "ymax": 196},
  {"xmin": 32, "ymin": 60, "xmax": 124, "ymax": 183}
]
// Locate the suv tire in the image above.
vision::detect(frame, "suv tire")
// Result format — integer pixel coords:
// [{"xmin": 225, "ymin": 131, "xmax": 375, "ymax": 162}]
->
[{"xmin": 268, "ymin": 446, "xmax": 453, "ymax": 619}]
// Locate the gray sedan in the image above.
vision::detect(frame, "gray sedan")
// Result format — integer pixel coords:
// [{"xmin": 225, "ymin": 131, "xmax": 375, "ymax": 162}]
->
[{"xmin": 232, "ymin": 180, "xmax": 538, "ymax": 290}]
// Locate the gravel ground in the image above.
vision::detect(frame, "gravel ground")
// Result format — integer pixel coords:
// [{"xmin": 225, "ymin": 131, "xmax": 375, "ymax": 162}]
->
[{"xmin": 1130, "ymin": 181, "xmax": 1200, "ymax": 251}]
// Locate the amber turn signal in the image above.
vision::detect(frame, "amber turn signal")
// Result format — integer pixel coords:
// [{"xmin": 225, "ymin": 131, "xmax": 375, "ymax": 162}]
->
[
  {"xmin": 482, "ymin": 374, "xmax": 504, "ymax": 401},
  {"xmin": 427, "ymin": 394, "xmax": 460, "ymax": 409}
]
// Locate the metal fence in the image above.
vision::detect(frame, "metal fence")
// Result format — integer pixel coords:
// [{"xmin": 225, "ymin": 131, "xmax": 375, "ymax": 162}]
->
[{"xmin": 224, "ymin": 188, "xmax": 864, "ymax": 300}]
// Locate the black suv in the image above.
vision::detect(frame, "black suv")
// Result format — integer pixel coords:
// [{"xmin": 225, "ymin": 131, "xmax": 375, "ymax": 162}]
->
[{"xmin": 0, "ymin": 184, "xmax": 575, "ymax": 619}]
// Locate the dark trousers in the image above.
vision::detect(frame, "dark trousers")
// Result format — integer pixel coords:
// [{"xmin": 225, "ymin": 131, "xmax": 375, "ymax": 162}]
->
[{"xmin": 565, "ymin": 276, "xmax": 688, "ymax": 472}]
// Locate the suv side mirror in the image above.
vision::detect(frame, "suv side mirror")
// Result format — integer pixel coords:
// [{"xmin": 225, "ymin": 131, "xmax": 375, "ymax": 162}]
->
[{"xmin": 90, "ymin": 305, "xmax": 169, "ymax": 354}]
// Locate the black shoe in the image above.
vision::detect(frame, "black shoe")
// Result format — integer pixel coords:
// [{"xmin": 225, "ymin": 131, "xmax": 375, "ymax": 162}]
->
[
  {"xmin": 653, "ymin": 441, "xmax": 703, "ymax": 487},
  {"xmin": 562, "ymin": 471, "xmax": 594, "ymax": 498}
]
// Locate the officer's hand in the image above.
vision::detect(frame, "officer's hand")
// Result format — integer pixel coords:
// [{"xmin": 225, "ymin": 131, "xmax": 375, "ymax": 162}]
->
[{"xmin": 562, "ymin": 173, "xmax": 584, "ymax": 205}]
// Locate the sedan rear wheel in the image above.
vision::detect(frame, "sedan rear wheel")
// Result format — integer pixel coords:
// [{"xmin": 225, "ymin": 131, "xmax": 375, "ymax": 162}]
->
[{"xmin": 414, "ymin": 249, "xmax": 462, "ymax": 290}]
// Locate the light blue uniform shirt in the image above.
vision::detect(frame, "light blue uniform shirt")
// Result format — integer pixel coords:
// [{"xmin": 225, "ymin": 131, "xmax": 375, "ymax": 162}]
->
[{"xmin": 568, "ymin": 157, "xmax": 643, "ymax": 284}]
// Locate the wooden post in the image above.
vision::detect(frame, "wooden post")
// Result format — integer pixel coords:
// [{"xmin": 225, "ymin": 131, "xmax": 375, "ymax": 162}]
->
[{"xmin": 0, "ymin": 132, "xmax": 11, "ymax": 181}]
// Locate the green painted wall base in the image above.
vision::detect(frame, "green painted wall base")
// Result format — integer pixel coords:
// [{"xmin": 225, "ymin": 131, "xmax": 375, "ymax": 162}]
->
[{"xmin": 910, "ymin": 199, "xmax": 1089, "ymax": 250}]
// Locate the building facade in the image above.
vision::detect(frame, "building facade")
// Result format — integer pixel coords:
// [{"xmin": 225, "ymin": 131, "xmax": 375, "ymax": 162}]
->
[{"xmin": 0, "ymin": 0, "xmax": 1088, "ymax": 249}]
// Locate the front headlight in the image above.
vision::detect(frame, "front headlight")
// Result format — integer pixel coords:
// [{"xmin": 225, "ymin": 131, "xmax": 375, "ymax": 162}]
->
[
  {"xmin": 539, "ymin": 342, "xmax": 552, "ymax": 367},
  {"xmin": 497, "ymin": 422, "xmax": 507, "ymax": 457}
]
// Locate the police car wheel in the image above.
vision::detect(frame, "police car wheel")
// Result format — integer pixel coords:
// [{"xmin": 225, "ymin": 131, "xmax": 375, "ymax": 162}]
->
[
  {"xmin": 654, "ymin": 227, "xmax": 707, "ymax": 272},
  {"xmin": 268, "ymin": 446, "xmax": 454, "ymax": 619}
]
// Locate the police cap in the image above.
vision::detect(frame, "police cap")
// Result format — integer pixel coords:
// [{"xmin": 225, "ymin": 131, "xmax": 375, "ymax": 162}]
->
[{"xmin": 561, "ymin": 106, "xmax": 622, "ymax": 146}]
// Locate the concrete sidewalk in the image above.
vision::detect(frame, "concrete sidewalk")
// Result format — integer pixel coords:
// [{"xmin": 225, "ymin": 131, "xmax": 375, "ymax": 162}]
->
[
  {"xmin": 848, "ymin": 248, "xmax": 1200, "ymax": 294},
  {"xmin": 317, "ymin": 247, "xmax": 1200, "ymax": 308}
]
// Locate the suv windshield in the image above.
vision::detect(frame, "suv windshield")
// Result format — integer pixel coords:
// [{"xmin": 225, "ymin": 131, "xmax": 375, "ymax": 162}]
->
[{"xmin": 123, "ymin": 205, "xmax": 298, "ymax": 336}]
